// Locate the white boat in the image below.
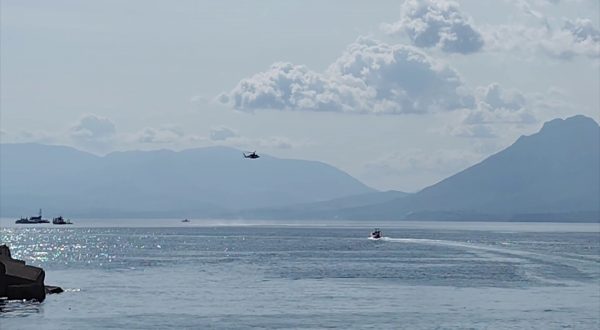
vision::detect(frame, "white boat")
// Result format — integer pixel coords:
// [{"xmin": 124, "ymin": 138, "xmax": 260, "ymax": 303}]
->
[{"xmin": 370, "ymin": 229, "xmax": 382, "ymax": 239}]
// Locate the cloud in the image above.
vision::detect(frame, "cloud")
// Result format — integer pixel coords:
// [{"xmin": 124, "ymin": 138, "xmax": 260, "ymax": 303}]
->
[
  {"xmin": 381, "ymin": 0, "xmax": 484, "ymax": 54},
  {"xmin": 564, "ymin": 18, "xmax": 600, "ymax": 43},
  {"xmin": 479, "ymin": 83, "xmax": 527, "ymax": 112},
  {"xmin": 209, "ymin": 126, "xmax": 239, "ymax": 141},
  {"xmin": 483, "ymin": 18, "xmax": 600, "ymax": 59},
  {"xmin": 120, "ymin": 124, "xmax": 298, "ymax": 150},
  {"xmin": 444, "ymin": 83, "xmax": 538, "ymax": 139},
  {"xmin": 220, "ymin": 37, "xmax": 474, "ymax": 114},
  {"xmin": 554, "ymin": 18, "xmax": 600, "ymax": 58},
  {"xmin": 212, "ymin": 134, "xmax": 296, "ymax": 150},
  {"xmin": 443, "ymin": 83, "xmax": 586, "ymax": 141},
  {"xmin": 70, "ymin": 114, "xmax": 116, "ymax": 142},
  {"xmin": 133, "ymin": 126, "xmax": 186, "ymax": 144},
  {"xmin": 509, "ymin": 0, "xmax": 550, "ymax": 23},
  {"xmin": 538, "ymin": 19, "xmax": 600, "ymax": 59},
  {"xmin": 219, "ymin": 61, "xmax": 368, "ymax": 113}
]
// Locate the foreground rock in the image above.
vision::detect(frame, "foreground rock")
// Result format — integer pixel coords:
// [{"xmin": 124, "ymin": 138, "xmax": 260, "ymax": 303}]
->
[{"xmin": 0, "ymin": 245, "xmax": 62, "ymax": 302}]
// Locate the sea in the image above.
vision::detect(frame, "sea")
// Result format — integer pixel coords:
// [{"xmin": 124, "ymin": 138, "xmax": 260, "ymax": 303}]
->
[{"xmin": 1, "ymin": 218, "xmax": 599, "ymax": 329}]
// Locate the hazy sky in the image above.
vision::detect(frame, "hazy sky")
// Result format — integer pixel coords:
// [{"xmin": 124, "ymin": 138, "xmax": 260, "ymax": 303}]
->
[{"xmin": 1, "ymin": 0, "xmax": 599, "ymax": 192}]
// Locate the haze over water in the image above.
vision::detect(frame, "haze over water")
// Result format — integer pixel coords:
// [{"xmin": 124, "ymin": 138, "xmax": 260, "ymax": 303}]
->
[
  {"xmin": 2, "ymin": 1, "xmax": 599, "ymax": 328},
  {"xmin": 1, "ymin": 220, "xmax": 598, "ymax": 329}
]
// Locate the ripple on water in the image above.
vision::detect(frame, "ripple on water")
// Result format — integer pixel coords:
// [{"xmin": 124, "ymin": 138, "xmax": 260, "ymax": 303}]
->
[
  {"xmin": 0, "ymin": 299, "xmax": 42, "ymax": 317},
  {"xmin": 0, "ymin": 225, "xmax": 598, "ymax": 329}
]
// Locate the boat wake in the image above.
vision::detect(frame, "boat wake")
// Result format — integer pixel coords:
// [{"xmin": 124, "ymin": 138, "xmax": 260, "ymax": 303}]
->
[
  {"xmin": 374, "ymin": 237, "xmax": 599, "ymax": 281},
  {"xmin": 380, "ymin": 237, "xmax": 493, "ymax": 250},
  {"xmin": 379, "ymin": 237, "xmax": 545, "ymax": 257}
]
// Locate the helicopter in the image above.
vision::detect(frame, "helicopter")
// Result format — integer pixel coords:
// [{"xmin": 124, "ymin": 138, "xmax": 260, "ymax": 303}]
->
[{"xmin": 243, "ymin": 151, "xmax": 260, "ymax": 159}]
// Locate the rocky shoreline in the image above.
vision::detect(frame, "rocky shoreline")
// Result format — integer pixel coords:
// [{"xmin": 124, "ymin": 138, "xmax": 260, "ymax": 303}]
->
[{"xmin": 0, "ymin": 245, "xmax": 62, "ymax": 302}]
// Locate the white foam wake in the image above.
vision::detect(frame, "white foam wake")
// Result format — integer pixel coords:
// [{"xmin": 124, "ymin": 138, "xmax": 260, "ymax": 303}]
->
[
  {"xmin": 379, "ymin": 237, "xmax": 534, "ymax": 256},
  {"xmin": 372, "ymin": 236, "xmax": 598, "ymax": 279}
]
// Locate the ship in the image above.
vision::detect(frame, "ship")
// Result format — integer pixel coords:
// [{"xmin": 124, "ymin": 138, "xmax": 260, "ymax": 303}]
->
[
  {"xmin": 15, "ymin": 209, "xmax": 50, "ymax": 224},
  {"xmin": 52, "ymin": 216, "xmax": 72, "ymax": 225}
]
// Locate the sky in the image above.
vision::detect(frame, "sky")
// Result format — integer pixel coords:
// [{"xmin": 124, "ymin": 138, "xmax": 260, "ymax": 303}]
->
[{"xmin": 1, "ymin": 0, "xmax": 599, "ymax": 192}]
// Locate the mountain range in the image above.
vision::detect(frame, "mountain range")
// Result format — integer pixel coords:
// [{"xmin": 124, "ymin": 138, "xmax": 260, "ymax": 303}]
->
[
  {"xmin": 0, "ymin": 144, "xmax": 374, "ymax": 218},
  {"xmin": 243, "ymin": 115, "xmax": 599, "ymax": 221},
  {"xmin": 1, "ymin": 115, "xmax": 598, "ymax": 221}
]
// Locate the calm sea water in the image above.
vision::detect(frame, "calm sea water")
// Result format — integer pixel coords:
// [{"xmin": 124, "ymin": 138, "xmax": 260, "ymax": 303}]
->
[{"xmin": 1, "ymin": 219, "xmax": 599, "ymax": 329}]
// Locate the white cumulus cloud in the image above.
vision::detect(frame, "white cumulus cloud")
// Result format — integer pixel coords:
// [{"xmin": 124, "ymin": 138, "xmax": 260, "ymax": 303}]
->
[
  {"xmin": 478, "ymin": 83, "xmax": 527, "ymax": 112},
  {"xmin": 209, "ymin": 126, "xmax": 239, "ymax": 141},
  {"xmin": 381, "ymin": 0, "xmax": 484, "ymax": 54},
  {"xmin": 483, "ymin": 18, "xmax": 600, "ymax": 59},
  {"xmin": 70, "ymin": 114, "xmax": 116, "ymax": 142},
  {"xmin": 220, "ymin": 37, "xmax": 474, "ymax": 114},
  {"xmin": 445, "ymin": 83, "xmax": 538, "ymax": 139}
]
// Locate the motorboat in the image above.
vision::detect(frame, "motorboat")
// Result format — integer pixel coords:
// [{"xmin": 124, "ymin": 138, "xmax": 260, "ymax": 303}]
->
[
  {"xmin": 52, "ymin": 216, "xmax": 72, "ymax": 225},
  {"xmin": 370, "ymin": 229, "xmax": 382, "ymax": 239},
  {"xmin": 181, "ymin": 219, "xmax": 190, "ymax": 223}
]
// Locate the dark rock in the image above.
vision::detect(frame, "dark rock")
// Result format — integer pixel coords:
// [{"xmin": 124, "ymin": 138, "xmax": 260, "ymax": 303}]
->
[
  {"xmin": 0, "ymin": 261, "xmax": 6, "ymax": 298},
  {"xmin": 0, "ymin": 245, "xmax": 62, "ymax": 302},
  {"xmin": 45, "ymin": 285, "xmax": 64, "ymax": 294}
]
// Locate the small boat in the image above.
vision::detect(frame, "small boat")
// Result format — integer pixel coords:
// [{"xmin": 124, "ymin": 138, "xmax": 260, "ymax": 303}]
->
[
  {"xmin": 181, "ymin": 219, "xmax": 190, "ymax": 223},
  {"xmin": 52, "ymin": 216, "xmax": 72, "ymax": 225},
  {"xmin": 15, "ymin": 217, "xmax": 31, "ymax": 224},
  {"xmin": 15, "ymin": 209, "xmax": 50, "ymax": 224},
  {"xmin": 370, "ymin": 229, "xmax": 382, "ymax": 239}
]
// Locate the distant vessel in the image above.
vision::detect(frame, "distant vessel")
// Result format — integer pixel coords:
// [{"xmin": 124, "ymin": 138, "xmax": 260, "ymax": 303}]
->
[
  {"xmin": 52, "ymin": 216, "xmax": 72, "ymax": 225},
  {"xmin": 243, "ymin": 151, "xmax": 260, "ymax": 159},
  {"xmin": 181, "ymin": 219, "xmax": 190, "ymax": 223},
  {"xmin": 370, "ymin": 229, "xmax": 382, "ymax": 239},
  {"xmin": 15, "ymin": 209, "xmax": 50, "ymax": 224}
]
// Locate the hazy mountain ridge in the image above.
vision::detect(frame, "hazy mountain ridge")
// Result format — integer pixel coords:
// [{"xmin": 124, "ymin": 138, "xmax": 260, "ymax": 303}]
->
[
  {"xmin": 1, "ymin": 115, "xmax": 598, "ymax": 222},
  {"xmin": 0, "ymin": 144, "xmax": 375, "ymax": 218},
  {"xmin": 292, "ymin": 115, "xmax": 599, "ymax": 222}
]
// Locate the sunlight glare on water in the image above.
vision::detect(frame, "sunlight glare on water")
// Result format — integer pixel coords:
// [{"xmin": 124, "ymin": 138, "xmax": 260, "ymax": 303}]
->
[{"xmin": 1, "ymin": 221, "xmax": 599, "ymax": 329}]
